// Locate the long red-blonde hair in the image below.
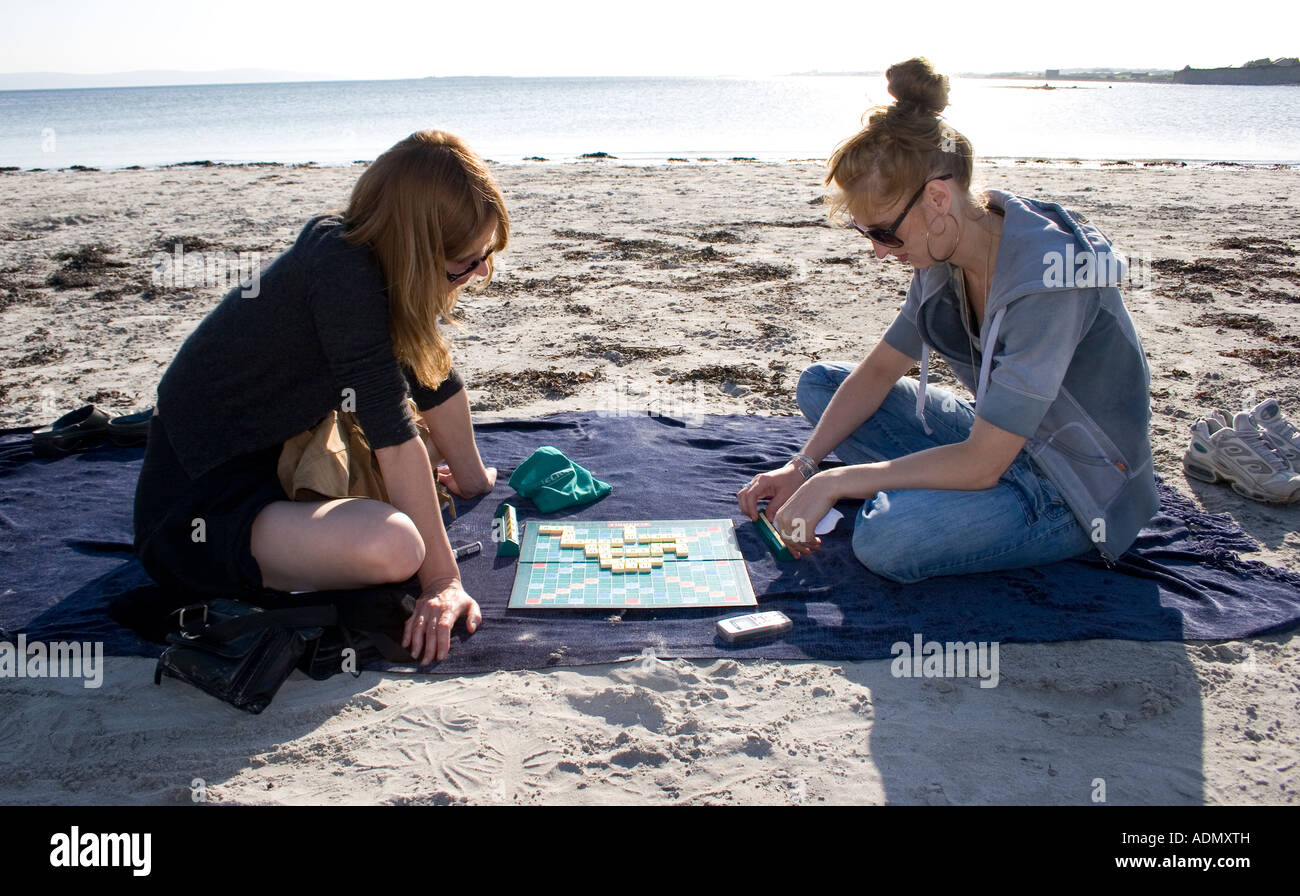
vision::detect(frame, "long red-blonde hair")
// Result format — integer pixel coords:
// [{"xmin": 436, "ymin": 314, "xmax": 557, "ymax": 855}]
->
[{"xmin": 345, "ymin": 130, "xmax": 509, "ymax": 390}]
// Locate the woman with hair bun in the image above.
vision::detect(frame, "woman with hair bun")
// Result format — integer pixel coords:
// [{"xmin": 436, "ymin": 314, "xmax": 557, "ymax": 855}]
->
[
  {"xmin": 738, "ymin": 58, "xmax": 1159, "ymax": 582},
  {"xmin": 134, "ymin": 130, "xmax": 506, "ymax": 663}
]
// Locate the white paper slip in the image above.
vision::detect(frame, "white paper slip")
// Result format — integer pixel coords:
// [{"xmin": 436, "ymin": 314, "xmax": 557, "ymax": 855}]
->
[{"xmin": 815, "ymin": 508, "xmax": 843, "ymax": 536}]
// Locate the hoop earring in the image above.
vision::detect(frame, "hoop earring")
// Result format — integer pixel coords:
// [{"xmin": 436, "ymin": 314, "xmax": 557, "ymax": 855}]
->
[{"xmin": 924, "ymin": 213, "xmax": 960, "ymax": 263}]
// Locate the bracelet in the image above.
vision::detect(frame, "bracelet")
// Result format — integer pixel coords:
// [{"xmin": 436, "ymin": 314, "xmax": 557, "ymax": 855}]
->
[{"xmin": 790, "ymin": 452, "xmax": 819, "ymax": 481}]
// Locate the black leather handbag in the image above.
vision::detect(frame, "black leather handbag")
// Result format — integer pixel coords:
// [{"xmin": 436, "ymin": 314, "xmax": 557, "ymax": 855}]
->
[
  {"xmin": 154, "ymin": 599, "xmax": 334, "ymax": 713},
  {"xmin": 154, "ymin": 588, "xmax": 419, "ymax": 713}
]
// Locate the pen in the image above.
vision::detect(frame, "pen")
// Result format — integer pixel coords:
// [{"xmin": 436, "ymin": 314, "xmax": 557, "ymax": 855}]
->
[{"xmin": 453, "ymin": 541, "xmax": 482, "ymax": 561}]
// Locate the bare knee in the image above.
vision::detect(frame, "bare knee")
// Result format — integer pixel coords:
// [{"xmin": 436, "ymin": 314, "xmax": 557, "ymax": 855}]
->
[{"xmin": 356, "ymin": 511, "xmax": 425, "ymax": 583}]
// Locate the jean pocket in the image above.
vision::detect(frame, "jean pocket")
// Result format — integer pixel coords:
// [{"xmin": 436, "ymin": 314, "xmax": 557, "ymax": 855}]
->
[
  {"xmin": 1041, "ymin": 486, "xmax": 1073, "ymax": 521},
  {"xmin": 1000, "ymin": 457, "xmax": 1056, "ymax": 526}
]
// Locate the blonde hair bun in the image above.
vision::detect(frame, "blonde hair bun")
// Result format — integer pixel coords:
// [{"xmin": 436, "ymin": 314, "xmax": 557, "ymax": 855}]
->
[
  {"xmin": 825, "ymin": 56, "xmax": 979, "ymax": 220},
  {"xmin": 886, "ymin": 57, "xmax": 949, "ymax": 117}
]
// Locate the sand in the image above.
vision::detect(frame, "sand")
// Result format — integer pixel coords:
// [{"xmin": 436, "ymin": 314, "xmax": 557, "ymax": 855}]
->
[{"xmin": 0, "ymin": 159, "xmax": 1297, "ymax": 804}]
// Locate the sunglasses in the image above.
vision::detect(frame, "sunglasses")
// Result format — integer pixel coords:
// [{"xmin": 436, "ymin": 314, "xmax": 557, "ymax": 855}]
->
[
  {"xmin": 849, "ymin": 173, "xmax": 953, "ymax": 249},
  {"xmin": 445, "ymin": 250, "xmax": 492, "ymax": 284}
]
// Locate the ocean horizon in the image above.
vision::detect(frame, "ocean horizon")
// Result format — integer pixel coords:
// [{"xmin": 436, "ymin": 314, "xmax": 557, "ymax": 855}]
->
[{"xmin": 2, "ymin": 74, "xmax": 1298, "ymax": 170}]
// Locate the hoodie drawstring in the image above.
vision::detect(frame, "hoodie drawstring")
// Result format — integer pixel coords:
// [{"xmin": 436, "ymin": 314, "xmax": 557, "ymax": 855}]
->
[
  {"xmin": 915, "ymin": 345, "xmax": 934, "ymax": 436},
  {"xmin": 975, "ymin": 307, "xmax": 1006, "ymax": 408},
  {"xmin": 915, "ymin": 305, "xmax": 1006, "ymax": 436}
]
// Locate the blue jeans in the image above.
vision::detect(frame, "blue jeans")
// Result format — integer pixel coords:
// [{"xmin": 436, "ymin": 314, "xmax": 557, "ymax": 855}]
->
[{"xmin": 797, "ymin": 362, "xmax": 1094, "ymax": 583}]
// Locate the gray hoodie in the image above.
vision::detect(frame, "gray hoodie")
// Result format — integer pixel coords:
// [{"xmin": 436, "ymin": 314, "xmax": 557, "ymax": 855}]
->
[{"xmin": 881, "ymin": 189, "xmax": 1159, "ymax": 562}]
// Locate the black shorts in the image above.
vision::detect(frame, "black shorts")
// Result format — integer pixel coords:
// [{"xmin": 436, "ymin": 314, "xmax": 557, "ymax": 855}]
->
[
  {"xmin": 133, "ymin": 413, "xmax": 287, "ymax": 603},
  {"xmin": 132, "ymin": 368, "xmax": 467, "ymax": 603}
]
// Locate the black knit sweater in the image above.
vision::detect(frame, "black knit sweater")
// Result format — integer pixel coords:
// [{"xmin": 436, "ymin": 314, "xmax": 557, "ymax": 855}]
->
[{"xmin": 156, "ymin": 215, "xmax": 454, "ymax": 479}]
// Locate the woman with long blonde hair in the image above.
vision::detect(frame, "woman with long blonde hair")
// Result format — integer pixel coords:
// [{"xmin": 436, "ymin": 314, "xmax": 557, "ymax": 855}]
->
[{"xmin": 134, "ymin": 130, "xmax": 506, "ymax": 664}]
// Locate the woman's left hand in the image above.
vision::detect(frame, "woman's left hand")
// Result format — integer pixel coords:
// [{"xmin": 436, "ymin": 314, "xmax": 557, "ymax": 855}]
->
[
  {"xmin": 403, "ymin": 578, "xmax": 482, "ymax": 665},
  {"xmin": 772, "ymin": 471, "xmax": 842, "ymax": 559}
]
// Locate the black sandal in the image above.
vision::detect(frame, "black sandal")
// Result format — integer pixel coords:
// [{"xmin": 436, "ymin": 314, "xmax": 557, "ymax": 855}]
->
[
  {"xmin": 107, "ymin": 408, "xmax": 153, "ymax": 446},
  {"xmin": 32, "ymin": 405, "xmax": 112, "ymax": 457}
]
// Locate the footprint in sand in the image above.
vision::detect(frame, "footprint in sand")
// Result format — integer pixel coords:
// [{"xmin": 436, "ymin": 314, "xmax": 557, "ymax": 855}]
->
[{"xmin": 567, "ymin": 687, "xmax": 669, "ymax": 733}]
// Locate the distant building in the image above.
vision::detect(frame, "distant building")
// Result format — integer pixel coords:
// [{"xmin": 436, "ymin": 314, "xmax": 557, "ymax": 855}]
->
[{"xmin": 1045, "ymin": 69, "xmax": 1061, "ymax": 79}]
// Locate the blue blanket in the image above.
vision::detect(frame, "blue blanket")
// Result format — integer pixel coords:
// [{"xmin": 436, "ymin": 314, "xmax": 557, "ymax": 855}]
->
[{"xmin": 2, "ymin": 412, "xmax": 1298, "ymax": 673}]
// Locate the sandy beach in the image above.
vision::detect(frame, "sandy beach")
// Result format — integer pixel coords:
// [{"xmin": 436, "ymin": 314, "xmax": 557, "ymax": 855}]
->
[{"xmin": 0, "ymin": 159, "xmax": 1297, "ymax": 805}]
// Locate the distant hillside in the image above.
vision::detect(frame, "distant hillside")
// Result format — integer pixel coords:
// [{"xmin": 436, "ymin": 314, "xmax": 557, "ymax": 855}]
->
[
  {"xmin": 1172, "ymin": 58, "xmax": 1300, "ymax": 85},
  {"xmin": 971, "ymin": 60, "xmax": 1299, "ymax": 85}
]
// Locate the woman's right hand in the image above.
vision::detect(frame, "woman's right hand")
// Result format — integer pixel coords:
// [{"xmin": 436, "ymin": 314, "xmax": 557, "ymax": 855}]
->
[
  {"xmin": 737, "ymin": 463, "xmax": 806, "ymax": 522},
  {"xmin": 403, "ymin": 578, "xmax": 482, "ymax": 665}
]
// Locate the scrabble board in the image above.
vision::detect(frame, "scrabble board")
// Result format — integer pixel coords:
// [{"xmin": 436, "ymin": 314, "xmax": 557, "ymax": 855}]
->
[{"xmin": 508, "ymin": 519, "xmax": 757, "ymax": 609}]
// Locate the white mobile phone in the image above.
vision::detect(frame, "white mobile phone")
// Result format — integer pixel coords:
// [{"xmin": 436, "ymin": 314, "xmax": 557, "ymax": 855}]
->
[{"xmin": 716, "ymin": 611, "xmax": 793, "ymax": 644}]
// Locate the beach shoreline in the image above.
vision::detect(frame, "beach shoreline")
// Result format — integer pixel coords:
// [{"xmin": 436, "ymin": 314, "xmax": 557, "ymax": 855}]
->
[
  {"xmin": 5, "ymin": 156, "xmax": 1299, "ymax": 174},
  {"xmin": 1, "ymin": 160, "xmax": 1297, "ymax": 804}
]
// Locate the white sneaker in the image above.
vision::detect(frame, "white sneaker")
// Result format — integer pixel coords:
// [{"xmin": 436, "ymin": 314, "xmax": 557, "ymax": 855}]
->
[
  {"xmin": 1183, "ymin": 412, "xmax": 1300, "ymax": 503},
  {"xmin": 1250, "ymin": 398, "xmax": 1300, "ymax": 473}
]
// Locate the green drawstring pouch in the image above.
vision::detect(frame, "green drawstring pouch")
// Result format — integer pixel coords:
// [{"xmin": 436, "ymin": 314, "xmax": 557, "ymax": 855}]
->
[{"xmin": 508, "ymin": 446, "xmax": 612, "ymax": 512}]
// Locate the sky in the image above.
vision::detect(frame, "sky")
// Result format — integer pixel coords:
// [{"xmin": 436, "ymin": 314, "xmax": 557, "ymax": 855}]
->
[{"xmin": 1, "ymin": 0, "xmax": 1297, "ymax": 84}]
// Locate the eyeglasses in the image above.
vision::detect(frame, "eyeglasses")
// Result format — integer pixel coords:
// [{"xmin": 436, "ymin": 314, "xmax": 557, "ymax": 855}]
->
[
  {"xmin": 445, "ymin": 250, "xmax": 492, "ymax": 284},
  {"xmin": 849, "ymin": 173, "xmax": 953, "ymax": 249}
]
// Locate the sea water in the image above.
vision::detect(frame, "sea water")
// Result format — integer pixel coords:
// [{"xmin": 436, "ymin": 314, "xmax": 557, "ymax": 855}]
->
[{"xmin": 1, "ymin": 75, "xmax": 1296, "ymax": 169}]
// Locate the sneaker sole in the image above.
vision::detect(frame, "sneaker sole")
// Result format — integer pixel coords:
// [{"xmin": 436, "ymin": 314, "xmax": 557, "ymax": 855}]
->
[
  {"xmin": 1182, "ymin": 453, "xmax": 1221, "ymax": 483},
  {"xmin": 1183, "ymin": 453, "xmax": 1300, "ymax": 504}
]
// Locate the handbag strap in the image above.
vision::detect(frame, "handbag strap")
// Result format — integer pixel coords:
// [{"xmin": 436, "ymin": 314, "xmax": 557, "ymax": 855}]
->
[{"xmin": 178, "ymin": 603, "xmax": 340, "ymax": 641}]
